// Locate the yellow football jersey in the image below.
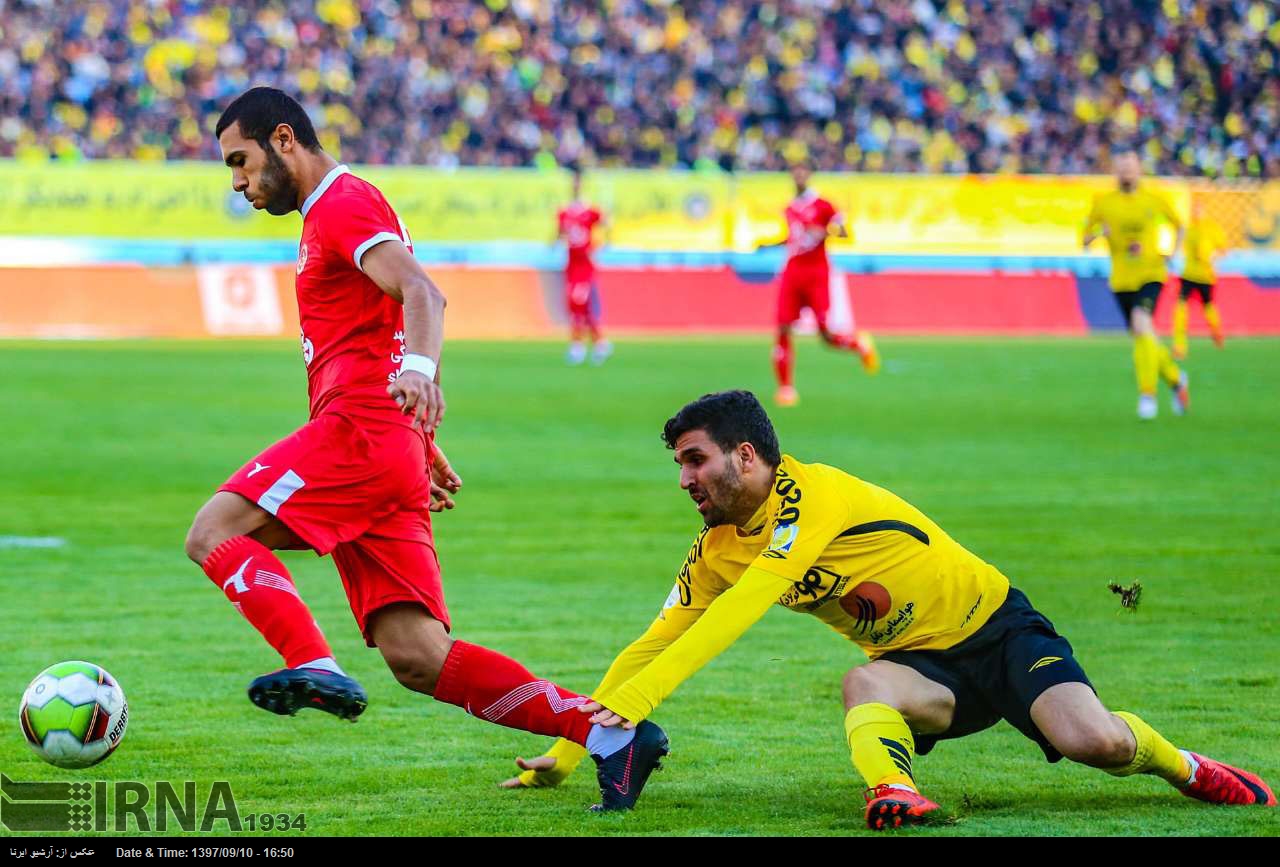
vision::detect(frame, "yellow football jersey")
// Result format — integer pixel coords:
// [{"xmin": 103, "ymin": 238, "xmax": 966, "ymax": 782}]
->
[
  {"xmin": 599, "ymin": 455, "xmax": 1011, "ymax": 723},
  {"xmin": 1182, "ymin": 217, "xmax": 1228, "ymax": 285},
  {"xmin": 1085, "ymin": 186, "xmax": 1182, "ymax": 292}
]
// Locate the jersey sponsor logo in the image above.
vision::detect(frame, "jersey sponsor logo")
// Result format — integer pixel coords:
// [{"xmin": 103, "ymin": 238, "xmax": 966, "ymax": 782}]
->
[
  {"xmin": 388, "ymin": 329, "xmax": 407, "ymax": 385},
  {"xmin": 1028, "ymin": 656, "xmax": 1063, "ymax": 673},
  {"xmin": 840, "ymin": 581, "xmax": 893, "ymax": 633},
  {"xmin": 766, "ymin": 523, "xmax": 797, "ymax": 555},
  {"xmin": 778, "ymin": 565, "xmax": 848, "ymax": 611},
  {"xmin": 247, "ymin": 462, "xmax": 271, "ymax": 479},
  {"xmin": 296, "ymin": 242, "xmax": 309, "ymax": 275},
  {"xmin": 961, "ymin": 593, "xmax": 983, "ymax": 627},
  {"xmin": 868, "ymin": 601, "xmax": 916, "ymax": 645}
]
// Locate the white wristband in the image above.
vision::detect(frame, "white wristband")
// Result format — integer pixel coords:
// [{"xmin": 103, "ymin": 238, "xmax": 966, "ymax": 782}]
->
[{"xmin": 400, "ymin": 353, "xmax": 437, "ymax": 381}]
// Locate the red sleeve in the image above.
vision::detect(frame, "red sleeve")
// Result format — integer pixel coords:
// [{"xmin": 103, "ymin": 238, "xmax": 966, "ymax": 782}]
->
[
  {"xmin": 590, "ymin": 208, "xmax": 603, "ymax": 226},
  {"xmin": 321, "ymin": 190, "xmax": 406, "ymax": 273},
  {"xmin": 819, "ymin": 199, "xmax": 837, "ymax": 226}
]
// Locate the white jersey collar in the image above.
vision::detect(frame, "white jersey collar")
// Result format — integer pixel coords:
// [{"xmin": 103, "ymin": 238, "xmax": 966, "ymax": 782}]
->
[{"xmin": 300, "ymin": 164, "xmax": 350, "ymax": 217}]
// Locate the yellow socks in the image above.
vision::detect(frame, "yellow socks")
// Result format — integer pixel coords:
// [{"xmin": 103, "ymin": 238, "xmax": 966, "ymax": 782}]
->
[
  {"xmin": 1172, "ymin": 300, "xmax": 1189, "ymax": 355},
  {"xmin": 1107, "ymin": 711, "xmax": 1193, "ymax": 786},
  {"xmin": 1204, "ymin": 303, "xmax": 1223, "ymax": 341},
  {"xmin": 845, "ymin": 703, "xmax": 917, "ymax": 790},
  {"xmin": 1155, "ymin": 342, "xmax": 1181, "ymax": 387},
  {"xmin": 1133, "ymin": 334, "xmax": 1180, "ymax": 393},
  {"xmin": 1132, "ymin": 334, "xmax": 1158, "ymax": 395}
]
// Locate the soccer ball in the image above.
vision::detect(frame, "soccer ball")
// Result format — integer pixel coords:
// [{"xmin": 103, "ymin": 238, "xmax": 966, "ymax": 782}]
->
[{"xmin": 18, "ymin": 661, "xmax": 128, "ymax": 769}]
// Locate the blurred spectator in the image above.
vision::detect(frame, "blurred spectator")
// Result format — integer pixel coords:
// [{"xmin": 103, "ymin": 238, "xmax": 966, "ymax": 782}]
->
[{"xmin": 0, "ymin": 0, "xmax": 1276, "ymax": 177}]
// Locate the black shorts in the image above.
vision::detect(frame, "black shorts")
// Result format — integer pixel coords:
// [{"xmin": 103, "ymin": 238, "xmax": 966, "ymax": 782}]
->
[
  {"xmin": 877, "ymin": 587, "xmax": 1093, "ymax": 762},
  {"xmin": 1113, "ymin": 282, "xmax": 1163, "ymax": 327},
  {"xmin": 1179, "ymin": 278, "xmax": 1214, "ymax": 304}
]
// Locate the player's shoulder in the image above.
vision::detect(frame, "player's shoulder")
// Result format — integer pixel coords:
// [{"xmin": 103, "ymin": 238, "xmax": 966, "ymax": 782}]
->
[
  {"xmin": 775, "ymin": 455, "xmax": 864, "ymax": 503},
  {"xmin": 328, "ymin": 170, "xmax": 389, "ymax": 206}
]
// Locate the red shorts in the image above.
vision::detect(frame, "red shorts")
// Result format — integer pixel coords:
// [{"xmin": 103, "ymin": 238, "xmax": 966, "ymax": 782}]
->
[
  {"xmin": 566, "ymin": 278, "xmax": 600, "ymax": 322},
  {"xmin": 219, "ymin": 410, "xmax": 450, "ymax": 643},
  {"xmin": 776, "ymin": 264, "xmax": 831, "ymax": 327}
]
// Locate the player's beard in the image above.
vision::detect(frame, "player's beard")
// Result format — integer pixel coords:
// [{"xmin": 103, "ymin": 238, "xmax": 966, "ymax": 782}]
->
[
  {"xmin": 696, "ymin": 459, "xmax": 755, "ymax": 529},
  {"xmin": 258, "ymin": 147, "xmax": 300, "ymax": 215}
]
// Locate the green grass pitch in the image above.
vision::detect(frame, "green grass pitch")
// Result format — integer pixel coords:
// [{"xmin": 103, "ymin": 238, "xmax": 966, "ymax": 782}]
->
[{"xmin": 1, "ymin": 336, "xmax": 1277, "ymax": 837}]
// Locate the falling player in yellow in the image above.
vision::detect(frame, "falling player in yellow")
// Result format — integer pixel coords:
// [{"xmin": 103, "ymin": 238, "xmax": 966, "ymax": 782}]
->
[
  {"xmin": 1173, "ymin": 201, "xmax": 1229, "ymax": 359},
  {"xmin": 1083, "ymin": 149, "xmax": 1189, "ymax": 420},
  {"xmin": 501, "ymin": 391, "xmax": 1276, "ymax": 826}
]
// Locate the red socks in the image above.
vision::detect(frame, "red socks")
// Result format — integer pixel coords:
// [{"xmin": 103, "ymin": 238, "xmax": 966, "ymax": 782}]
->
[
  {"xmin": 773, "ymin": 331, "xmax": 794, "ymax": 387},
  {"xmin": 201, "ymin": 536, "xmax": 332, "ymax": 669},
  {"xmin": 433, "ymin": 640, "xmax": 593, "ymax": 746}
]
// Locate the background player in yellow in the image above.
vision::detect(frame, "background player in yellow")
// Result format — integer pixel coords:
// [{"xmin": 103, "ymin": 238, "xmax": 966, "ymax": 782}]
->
[
  {"xmin": 1173, "ymin": 200, "xmax": 1229, "ymax": 359},
  {"xmin": 501, "ymin": 391, "xmax": 1275, "ymax": 826},
  {"xmin": 1083, "ymin": 149, "xmax": 1189, "ymax": 420}
]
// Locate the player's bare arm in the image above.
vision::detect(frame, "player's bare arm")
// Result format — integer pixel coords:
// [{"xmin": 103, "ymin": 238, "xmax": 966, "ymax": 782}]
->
[{"xmin": 362, "ymin": 240, "xmax": 447, "ymax": 431}]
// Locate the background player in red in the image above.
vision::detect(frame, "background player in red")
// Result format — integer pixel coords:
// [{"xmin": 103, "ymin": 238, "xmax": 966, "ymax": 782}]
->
[
  {"xmin": 183, "ymin": 88, "xmax": 666, "ymax": 810},
  {"xmin": 773, "ymin": 163, "xmax": 879, "ymax": 406},
  {"xmin": 556, "ymin": 167, "xmax": 612, "ymax": 365}
]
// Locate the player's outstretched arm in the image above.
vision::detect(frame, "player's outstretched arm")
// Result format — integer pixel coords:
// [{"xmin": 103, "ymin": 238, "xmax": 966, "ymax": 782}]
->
[
  {"xmin": 362, "ymin": 240, "xmax": 447, "ymax": 431},
  {"xmin": 591, "ymin": 566, "xmax": 793, "ymax": 728}
]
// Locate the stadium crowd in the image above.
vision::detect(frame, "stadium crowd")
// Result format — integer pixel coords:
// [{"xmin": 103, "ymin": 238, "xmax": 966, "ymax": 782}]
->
[{"xmin": 1, "ymin": 0, "xmax": 1277, "ymax": 177}]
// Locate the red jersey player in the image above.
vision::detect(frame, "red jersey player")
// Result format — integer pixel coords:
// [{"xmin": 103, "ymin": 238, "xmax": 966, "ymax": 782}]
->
[
  {"xmin": 556, "ymin": 169, "xmax": 611, "ymax": 365},
  {"xmin": 185, "ymin": 88, "xmax": 666, "ymax": 811},
  {"xmin": 773, "ymin": 163, "xmax": 879, "ymax": 406}
]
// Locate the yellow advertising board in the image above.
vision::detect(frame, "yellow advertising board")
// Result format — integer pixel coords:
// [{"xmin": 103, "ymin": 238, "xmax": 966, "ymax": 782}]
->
[{"xmin": 0, "ymin": 159, "xmax": 1276, "ymax": 255}]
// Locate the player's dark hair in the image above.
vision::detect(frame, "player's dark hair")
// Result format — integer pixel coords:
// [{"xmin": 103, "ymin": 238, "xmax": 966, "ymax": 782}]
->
[
  {"xmin": 215, "ymin": 87, "xmax": 321, "ymax": 152},
  {"xmin": 662, "ymin": 390, "xmax": 781, "ymax": 467}
]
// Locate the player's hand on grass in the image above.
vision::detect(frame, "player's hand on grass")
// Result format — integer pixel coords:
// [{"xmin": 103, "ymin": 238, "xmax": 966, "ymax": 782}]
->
[
  {"xmin": 388, "ymin": 370, "xmax": 445, "ymax": 431},
  {"xmin": 428, "ymin": 446, "xmax": 462, "ymax": 512},
  {"xmin": 579, "ymin": 700, "xmax": 636, "ymax": 730},
  {"xmin": 498, "ymin": 755, "xmax": 559, "ymax": 789}
]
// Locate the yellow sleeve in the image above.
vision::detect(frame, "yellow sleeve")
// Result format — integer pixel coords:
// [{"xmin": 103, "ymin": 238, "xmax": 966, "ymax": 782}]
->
[
  {"xmin": 602, "ymin": 470, "xmax": 851, "ymax": 722},
  {"xmin": 1083, "ymin": 196, "xmax": 1103, "ymax": 241},
  {"xmin": 1161, "ymin": 193, "xmax": 1183, "ymax": 230},
  {"xmin": 517, "ymin": 535, "xmax": 721, "ymax": 787},
  {"xmin": 601, "ymin": 565, "xmax": 795, "ymax": 723}
]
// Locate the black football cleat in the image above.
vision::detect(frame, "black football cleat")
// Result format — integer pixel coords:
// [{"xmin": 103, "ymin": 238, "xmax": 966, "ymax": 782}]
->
[
  {"xmin": 248, "ymin": 668, "xmax": 368, "ymax": 721},
  {"xmin": 590, "ymin": 720, "xmax": 669, "ymax": 812}
]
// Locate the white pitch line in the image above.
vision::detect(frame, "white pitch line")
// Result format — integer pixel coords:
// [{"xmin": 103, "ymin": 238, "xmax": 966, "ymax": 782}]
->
[{"xmin": 0, "ymin": 536, "xmax": 68, "ymax": 549}]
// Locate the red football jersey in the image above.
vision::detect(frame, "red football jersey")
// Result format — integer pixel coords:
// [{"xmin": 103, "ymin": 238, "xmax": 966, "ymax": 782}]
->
[
  {"xmin": 783, "ymin": 191, "xmax": 839, "ymax": 271},
  {"xmin": 296, "ymin": 165, "xmax": 413, "ymax": 419},
  {"xmin": 558, "ymin": 202, "xmax": 603, "ymax": 283}
]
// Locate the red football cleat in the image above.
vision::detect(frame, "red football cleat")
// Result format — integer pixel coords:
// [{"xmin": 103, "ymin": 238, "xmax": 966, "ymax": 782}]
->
[
  {"xmin": 1181, "ymin": 753, "xmax": 1276, "ymax": 806},
  {"xmin": 864, "ymin": 785, "xmax": 941, "ymax": 830}
]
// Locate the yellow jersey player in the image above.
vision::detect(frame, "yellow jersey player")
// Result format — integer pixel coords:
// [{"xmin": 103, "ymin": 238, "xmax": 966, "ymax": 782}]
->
[
  {"xmin": 1173, "ymin": 202, "xmax": 1229, "ymax": 359},
  {"xmin": 1083, "ymin": 149, "xmax": 1189, "ymax": 420},
  {"xmin": 501, "ymin": 391, "xmax": 1275, "ymax": 827}
]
